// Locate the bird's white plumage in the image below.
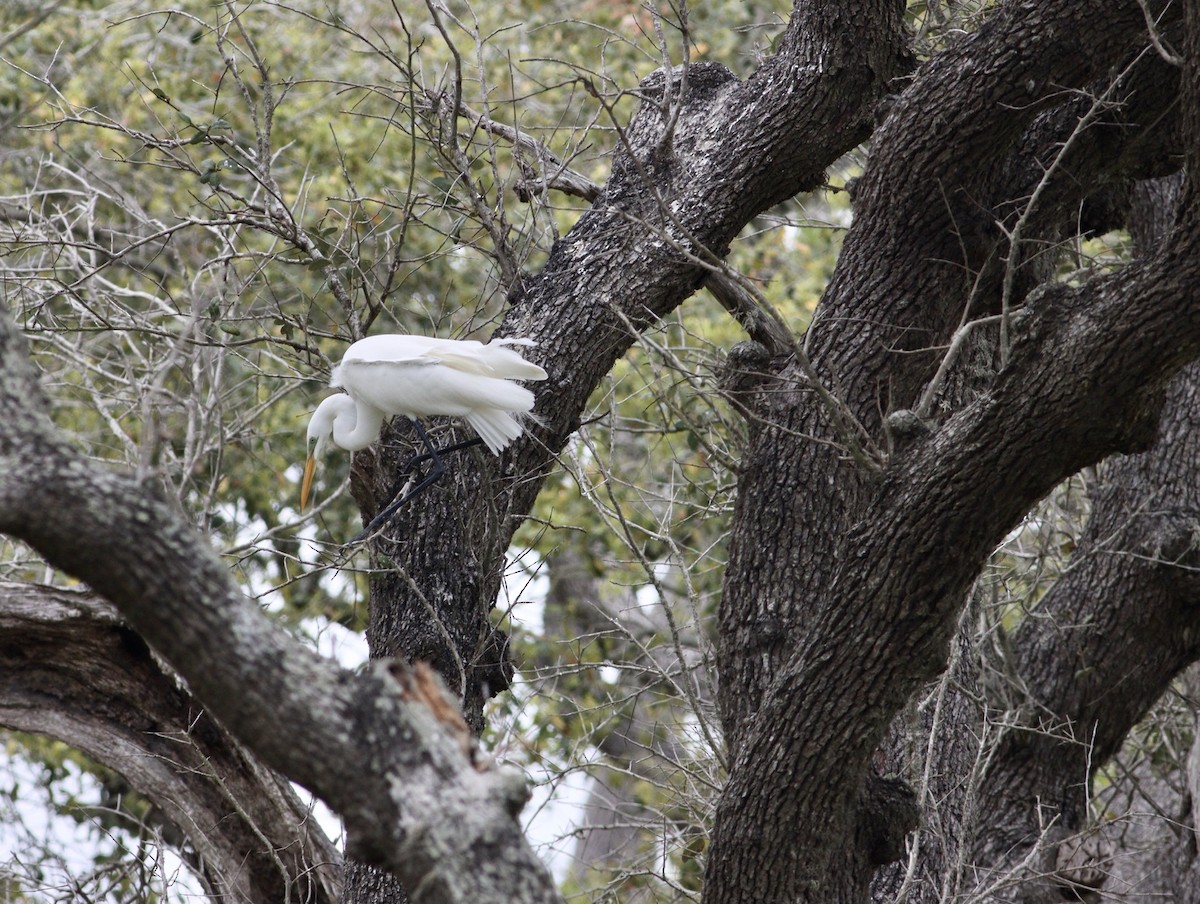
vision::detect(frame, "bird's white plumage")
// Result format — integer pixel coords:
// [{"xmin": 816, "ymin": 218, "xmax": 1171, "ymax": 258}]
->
[
  {"xmin": 332, "ymin": 335, "xmax": 545, "ymax": 425},
  {"xmin": 301, "ymin": 333, "xmax": 547, "ymax": 509}
]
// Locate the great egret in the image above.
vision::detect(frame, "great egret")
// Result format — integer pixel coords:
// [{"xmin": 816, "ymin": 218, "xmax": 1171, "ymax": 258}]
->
[{"xmin": 301, "ymin": 334, "xmax": 547, "ymax": 515}]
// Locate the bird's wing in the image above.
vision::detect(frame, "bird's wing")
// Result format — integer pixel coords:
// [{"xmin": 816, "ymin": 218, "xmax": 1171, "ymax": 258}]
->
[
  {"xmin": 431, "ymin": 342, "xmax": 547, "ymax": 381},
  {"xmin": 422, "ymin": 347, "xmax": 507, "ymax": 377},
  {"xmin": 378, "ymin": 339, "xmax": 544, "ymax": 380},
  {"xmin": 331, "ymin": 353, "xmax": 438, "ymax": 389},
  {"xmin": 334, "ymin": 334, "xmax": 546, "ymax": 384}
]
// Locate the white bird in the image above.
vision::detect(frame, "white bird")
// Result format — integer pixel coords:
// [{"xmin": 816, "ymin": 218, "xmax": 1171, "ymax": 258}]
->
[{"xmin": 301, "ymin": 334, "xmax": 548, "ymax": 511}]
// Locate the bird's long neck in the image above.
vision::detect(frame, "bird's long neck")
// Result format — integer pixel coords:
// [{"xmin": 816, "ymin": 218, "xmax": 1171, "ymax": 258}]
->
[{"xmin": 335, "ymin": 399, "xmax": 387, "ymax": 452}]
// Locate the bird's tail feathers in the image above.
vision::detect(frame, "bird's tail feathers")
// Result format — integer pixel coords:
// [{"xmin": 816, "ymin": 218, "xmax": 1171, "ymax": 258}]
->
[{"xmin": 467, "ymin": 408, "xmax": 539, "ymax": 455}]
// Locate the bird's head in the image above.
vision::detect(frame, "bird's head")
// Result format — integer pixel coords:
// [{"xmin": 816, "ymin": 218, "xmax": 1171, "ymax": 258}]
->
[
  {"xmin": 300, "ymin": 397, "xmax": 338, "ymax": 510},
  {"xmin": 300, "ymin": 433, "xmax": 324, "ymax": 512}
]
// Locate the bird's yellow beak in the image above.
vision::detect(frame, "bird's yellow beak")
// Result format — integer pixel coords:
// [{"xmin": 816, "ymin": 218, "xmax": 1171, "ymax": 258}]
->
[{"xmin": 300, "ymin": 452, "xmax": 316, "ymax": 511}]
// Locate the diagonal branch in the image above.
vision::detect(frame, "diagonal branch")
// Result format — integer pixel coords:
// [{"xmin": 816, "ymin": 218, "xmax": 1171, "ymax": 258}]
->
[{"xmin": 707, "ymin": 176, "xmax": 1200, "ymax": 901}]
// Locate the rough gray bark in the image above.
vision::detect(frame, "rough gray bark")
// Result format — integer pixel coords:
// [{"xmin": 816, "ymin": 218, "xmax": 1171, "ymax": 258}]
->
[
  {"xmin": 869, "ymin": 599, "xmax": 983, "ymax": 903},
  {"xmin": 707, "ymin": 241, "xmax": 1200, "ymax": 901},
  {"xmin": 719, "ymin": 0, "xmax": 1183, "ymax": 762},
  {"xmin": 704, "ymin": 3, "xmax": 1200, "ymax": 902},
  {"xmin": 965, "ymin": 171, "xmax": 1200, "ymax": 900},
  {"xmin": 868, "ymin": 134, "xmax": 1194, "ymax": 904}
]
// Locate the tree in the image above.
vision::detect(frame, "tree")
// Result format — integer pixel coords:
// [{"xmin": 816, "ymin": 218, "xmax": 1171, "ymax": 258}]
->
[{"xmin": 2, "ymin": 0, "xmax": 1200, "ymax": 901}]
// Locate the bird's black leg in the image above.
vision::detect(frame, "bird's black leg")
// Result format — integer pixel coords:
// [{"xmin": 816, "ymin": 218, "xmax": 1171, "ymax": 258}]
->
[
  {"xmin": 379, "ymin": 423, "xmax": 484, "ymax": 503},
  {"xmin": 400, "ymin": 434, "xmax": 484, "ymax": 476},
  {"xmin": 350, "ymin": 420, "xmax": 483, "ymax": 543}
]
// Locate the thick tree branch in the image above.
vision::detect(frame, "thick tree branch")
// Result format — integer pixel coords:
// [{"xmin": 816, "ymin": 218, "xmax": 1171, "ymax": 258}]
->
[
  {"xmin": 709, "ymin": 189, "xmax": 1200, "ymax": 899},
  {"xmin": 713, "ymin": 18, "xmax": 1186, "ymax": 836},
  {"xmin": 972, "ymin": 360, "xmax": 1200, "ymax": 895},
  {"xmin": 964, "ymin": 169, "xmax": 1198, "ymax": 896},
  {"xmin": 719, "ymin": 0, "xmax": 1173, "ymax": 760},
  {"xmin": 809, "ymin": 0, "xmax": 1166, "ymax": 412},
  {"xmin": 707, "ymin": 2, "xmax": 1200, "ymax": 896}
]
